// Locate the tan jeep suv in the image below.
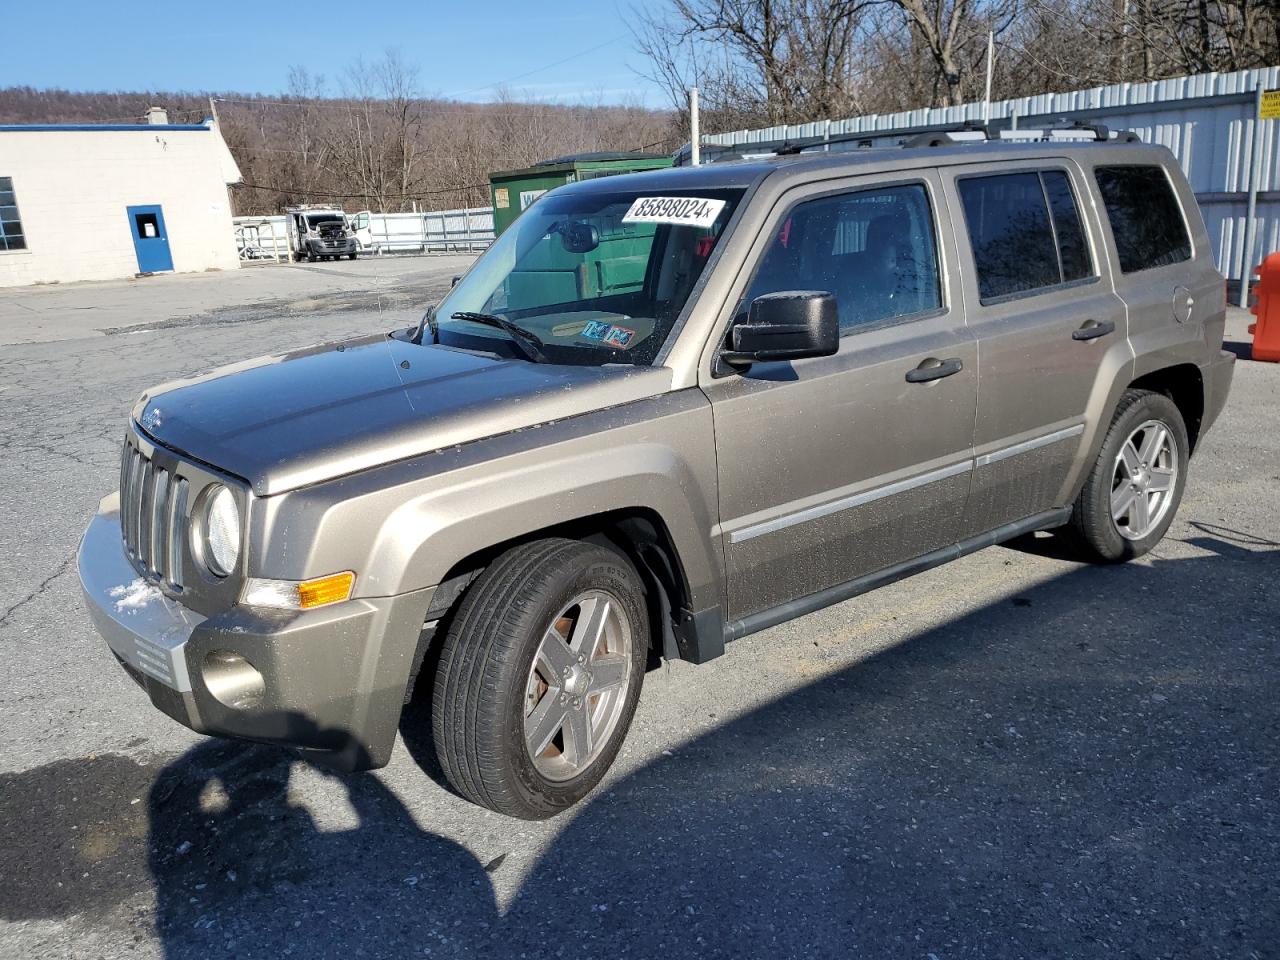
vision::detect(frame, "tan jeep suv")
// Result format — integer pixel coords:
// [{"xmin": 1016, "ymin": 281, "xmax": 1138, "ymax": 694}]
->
[{"xmin": 79, "ymin": 130, "xmax": 1234, "ymax": 818}]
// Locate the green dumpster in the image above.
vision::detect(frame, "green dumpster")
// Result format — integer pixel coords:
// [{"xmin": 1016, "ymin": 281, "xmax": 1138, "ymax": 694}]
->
[
  {"xmin": 489, "ymin": 151, "xmax": 673, "ymax": 237},
  {"xmin": 488, "ymin": 152, "xmax": 674, "ymax": 308}
]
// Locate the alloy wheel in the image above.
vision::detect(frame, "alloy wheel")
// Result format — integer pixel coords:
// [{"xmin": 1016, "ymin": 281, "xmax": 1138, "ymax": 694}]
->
[
  {"xmin": 1110, "ymin": 419, "xmax": 1179, "ymax": 540},
  {"xmin": 523, "ymin": 591, "xmax": 633, "ymax": 782}
]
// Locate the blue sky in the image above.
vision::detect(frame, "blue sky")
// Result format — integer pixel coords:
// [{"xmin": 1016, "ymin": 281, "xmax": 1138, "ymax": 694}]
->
[{"xmin": 2, "ymin": 1, "xmax": 669, "ymax": 105}]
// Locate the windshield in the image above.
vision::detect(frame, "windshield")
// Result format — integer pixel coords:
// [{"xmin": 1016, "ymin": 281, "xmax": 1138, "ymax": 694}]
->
[
  {"xmin": 306, "ymin": 214, "xmax": 344, "ymax": 229},
  {"xmin": 432, "ymin": 187, "xmax": 743, "ymax": 365}
]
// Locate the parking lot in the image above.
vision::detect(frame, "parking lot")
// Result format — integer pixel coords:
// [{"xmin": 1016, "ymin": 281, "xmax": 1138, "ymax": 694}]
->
[{"xmin": 1, "ymin": 261, "xmax": 1277, "ymax": 958}]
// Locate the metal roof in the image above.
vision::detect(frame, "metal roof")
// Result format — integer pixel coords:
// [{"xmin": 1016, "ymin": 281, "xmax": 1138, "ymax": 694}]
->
[{"xmin": 0, "ymin": 120, "xmax": 216, "ymax": 132}]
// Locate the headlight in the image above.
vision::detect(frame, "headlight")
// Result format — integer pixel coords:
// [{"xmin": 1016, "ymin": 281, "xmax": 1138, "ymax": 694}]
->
[{"xmin": 199, "ymin": 484, "xmax": 241, "ymax": 577}]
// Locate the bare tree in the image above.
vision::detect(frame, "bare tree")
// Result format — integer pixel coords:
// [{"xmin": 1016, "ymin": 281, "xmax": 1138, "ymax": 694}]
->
[{"xmin": 632, "ymin": 0, "xmax": 885, "ymax": 131}]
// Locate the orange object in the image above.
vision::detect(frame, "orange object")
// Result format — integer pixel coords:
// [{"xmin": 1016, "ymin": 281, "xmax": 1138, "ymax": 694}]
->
[
  {"xmin": 298, "ymin": 571, "xmax": 355, "ymax": 609},
  {"xmin": 1248, "ymin": 251, "xmax": 1280, "ymax": 362}
]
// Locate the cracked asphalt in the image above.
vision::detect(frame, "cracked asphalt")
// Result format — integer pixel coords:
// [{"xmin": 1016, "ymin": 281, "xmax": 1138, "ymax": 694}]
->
[{"xmin": 0, "ymin": 260, "xmax": 1277, "ymax": 959}]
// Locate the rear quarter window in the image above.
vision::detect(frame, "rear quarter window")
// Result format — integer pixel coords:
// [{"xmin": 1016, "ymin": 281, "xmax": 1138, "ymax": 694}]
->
[{"xmin": 1094, "ymin": 165, "xmax": 1191, "ymax": 273}]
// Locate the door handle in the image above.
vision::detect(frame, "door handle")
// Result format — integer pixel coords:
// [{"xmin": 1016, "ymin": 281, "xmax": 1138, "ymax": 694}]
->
[
  {"xmin": 905, "ymin": 357, "xmax": 964, "ymax": 383},
  {"xmin": 1072, "ymin": 319, "xmax": 1116, "ymax": 341}
]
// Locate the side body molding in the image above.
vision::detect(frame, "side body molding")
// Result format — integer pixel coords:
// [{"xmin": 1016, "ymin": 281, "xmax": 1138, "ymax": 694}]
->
[{"xmin": 250, "ymin": 390, "xmax": 726, "ymax": 615}]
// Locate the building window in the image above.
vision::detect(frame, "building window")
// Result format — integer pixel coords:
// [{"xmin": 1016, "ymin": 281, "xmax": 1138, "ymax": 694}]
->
[{"xmin": 0, "ymin": 177, "xmax": 26, "ymax": 251}]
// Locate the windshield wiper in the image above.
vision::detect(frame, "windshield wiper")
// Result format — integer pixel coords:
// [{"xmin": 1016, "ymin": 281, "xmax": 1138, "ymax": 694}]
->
[{"xmin": 450, "ymin": 311, "xmax": 548, "ymax": 363}]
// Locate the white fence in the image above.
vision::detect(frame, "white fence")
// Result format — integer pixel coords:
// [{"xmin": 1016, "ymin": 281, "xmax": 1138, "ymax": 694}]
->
[
  {"xmin": 233, "ymin": 206, "xmax": 495, "ymax": 263},
  {"xmin": 703, "ymin": 67, "xmax": 1280, "ymax": 288}
]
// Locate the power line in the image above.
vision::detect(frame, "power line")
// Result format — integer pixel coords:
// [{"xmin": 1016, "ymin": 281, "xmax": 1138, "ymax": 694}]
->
[
  {"xmin": 233, "ymin": 179, "xmax": 490, "ymax": 201},
  {"xmin": 445, "ymin": 34, "xmax": 630, "ymax": 98}
]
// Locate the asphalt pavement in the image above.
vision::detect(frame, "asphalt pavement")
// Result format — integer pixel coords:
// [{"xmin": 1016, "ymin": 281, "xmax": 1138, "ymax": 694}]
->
[{"xmin": 0, "ymin": 261, "xmax": 1276, "ymax": 959}]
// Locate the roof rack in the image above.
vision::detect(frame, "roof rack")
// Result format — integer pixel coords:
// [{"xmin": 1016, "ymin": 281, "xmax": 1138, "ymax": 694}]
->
[
  {"xmin": 903, "ymin": 119, "xmax": 1141, "ymax": 147},
  {"xmin": 680, "ymin": 117, "xmax": 1141, "ymax": 166}
]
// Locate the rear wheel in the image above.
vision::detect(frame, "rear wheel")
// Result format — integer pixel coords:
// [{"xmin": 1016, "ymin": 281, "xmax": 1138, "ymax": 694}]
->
[
  {"xmin": 432, "ymin": 538, "xmax": 648, "ymax": 818},
  {"xmin": 1068, "ymin": 389, "xmax": 1189, "ymax": 562}
]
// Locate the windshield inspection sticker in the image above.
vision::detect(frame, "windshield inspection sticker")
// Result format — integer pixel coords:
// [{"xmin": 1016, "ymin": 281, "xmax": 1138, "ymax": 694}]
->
[
  {"xmin": 623, "ymin": 196, "xmax": 726, "ymax": 229},
  {"xmin": 581, "ymin": 320, "xmax": 637, "ymax": 348}
]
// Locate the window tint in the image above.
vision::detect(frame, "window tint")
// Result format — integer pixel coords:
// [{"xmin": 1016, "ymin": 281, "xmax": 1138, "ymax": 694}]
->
[
  {"xmin": 1041, "ymin": 171, "xmax": 1090, "ymax": 282},
  {"xmin": 959, "ymin": 173, "xmax": 1058, "ymax": 299},
  {"xmin": 0, "ymin": 176, "xmax": 25, "ymax": 252},
  {"xmin": 744, "ymin": 183, "xmax": 941, "ymax": 332},
  {"xmin": 1095, "ymin": 165, "xmax": 1191, "ymax": 273}
]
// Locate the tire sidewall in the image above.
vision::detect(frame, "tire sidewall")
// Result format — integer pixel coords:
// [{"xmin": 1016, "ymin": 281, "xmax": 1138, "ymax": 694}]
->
[
  {"xmin": 1089, "ymin": 393, "xmax": 1190, "ymax": 560},
  {"xmin": 499, "ymin": 548, "xmax": 648, "ymax": 813}
]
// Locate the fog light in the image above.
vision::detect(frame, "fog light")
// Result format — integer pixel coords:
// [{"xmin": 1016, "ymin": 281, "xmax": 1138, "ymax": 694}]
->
[{"xmin": 203, "ymin": 650, "xmax": 265, "ymax": 710}]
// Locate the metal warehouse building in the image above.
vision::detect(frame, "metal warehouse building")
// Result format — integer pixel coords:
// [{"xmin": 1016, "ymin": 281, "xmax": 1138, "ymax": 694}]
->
[
  {"xmin": 0, "ymin": 111, "xmax": 242, "ymax": 288},
  {"xmin": 702, "ymin": 67, "xmax": 1280, "ymax": 299}
]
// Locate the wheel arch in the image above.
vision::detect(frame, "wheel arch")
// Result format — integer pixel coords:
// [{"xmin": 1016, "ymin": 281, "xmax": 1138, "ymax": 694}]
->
[
  {"xmin": 424, "ymin": 507, "xmax": 704, "ymax": 663},
  {"xmin": 1128, "ymin": 363, "xmax": 1205, "ymax": 453}
]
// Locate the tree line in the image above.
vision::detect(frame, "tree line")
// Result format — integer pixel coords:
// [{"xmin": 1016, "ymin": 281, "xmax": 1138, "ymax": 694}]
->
[
  {"xmin": 637, "ymin": 0, "xmax": 1279, "ymax": 132},
  {"xmin": 1, "ymin": 2, "xmax": 1275, "ymax": 216}
]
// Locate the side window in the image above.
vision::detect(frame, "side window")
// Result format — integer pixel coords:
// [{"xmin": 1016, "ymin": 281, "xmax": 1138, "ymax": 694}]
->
[
  {"xmin": 958, "ymin": 170, "xmax": 1095, "ymax": 301},
  {"xmin": 0, "ymin": 177, "xmax": 26, "ymax": 252},
  {"xmin": 744, "ymin": 183, "xmax": 941, "ymax": 332},
  {"xmin": 1095, "ymin": 165, "xmax": 1191, "ymax": 273},
  {"xmin": 1041, "ymin": 171, "xmax": 1090, "ymax": 282}
]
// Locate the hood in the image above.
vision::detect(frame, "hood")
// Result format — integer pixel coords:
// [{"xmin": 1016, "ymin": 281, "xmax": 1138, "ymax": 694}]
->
[{"xmin": 133, "ymin": 335, "xmax": 672, "ymax": 496}]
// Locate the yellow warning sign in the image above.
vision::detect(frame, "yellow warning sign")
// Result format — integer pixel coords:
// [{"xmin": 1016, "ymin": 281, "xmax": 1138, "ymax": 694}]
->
[{"xmin": 1261, "ymin": 89, "xmax": 1280, "ymax": 120}]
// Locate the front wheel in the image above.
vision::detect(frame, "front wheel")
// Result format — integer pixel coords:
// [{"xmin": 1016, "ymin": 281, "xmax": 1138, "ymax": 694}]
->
[
  {"xmin": 348, "ymin": 251, "xmax": 357, "ymax": 260},
  {"xmin": 432, "ymin": 538, "xmax": 648, "ymax": 819},
  {"xmin": 1068, "ymin": 389, "xmax": 1189, "ymax": 562}
]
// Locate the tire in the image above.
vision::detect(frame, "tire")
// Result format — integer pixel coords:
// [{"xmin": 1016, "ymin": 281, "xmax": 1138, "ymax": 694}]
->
[
  {"xmin": 432, "ymin": 538, "xmax": 648, "ymax": 819},
  {"xmin": 306, "ymin": 249, "xmax": 317, "ymax": 263},
  {"xmin": 348, "ymin": 251, "xmax": 357, "ymax": 260},
  {"xmin": 1068, "ymin": 388, "xmax": 1189, "ymax": 562}
]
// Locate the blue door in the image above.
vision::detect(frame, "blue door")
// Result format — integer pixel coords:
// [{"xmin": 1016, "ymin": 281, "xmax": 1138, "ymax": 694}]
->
[{"xmin": 127, "ymin": 204, "xmax": 174, "ymax": 273}]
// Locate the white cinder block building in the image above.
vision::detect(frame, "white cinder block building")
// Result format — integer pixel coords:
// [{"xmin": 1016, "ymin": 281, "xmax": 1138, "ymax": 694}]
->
[{"xmin": 0, "ymin": 113, "xmax": 243, "ymax": 287}]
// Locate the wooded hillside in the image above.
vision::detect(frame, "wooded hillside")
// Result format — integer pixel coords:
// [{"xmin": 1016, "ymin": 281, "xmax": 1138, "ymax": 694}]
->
[{"xmin": 0, "ymin": 64, "xmax": 676, "ymax": 216}]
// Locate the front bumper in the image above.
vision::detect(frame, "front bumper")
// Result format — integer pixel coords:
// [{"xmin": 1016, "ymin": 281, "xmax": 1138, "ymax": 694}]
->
[
  {"xmin": 78, "ymin": 493, "xmax": 432, "ymax": 769},
  {"xmin": 313, "ymin": 239, "xmax": 356, "ymax": 254}
]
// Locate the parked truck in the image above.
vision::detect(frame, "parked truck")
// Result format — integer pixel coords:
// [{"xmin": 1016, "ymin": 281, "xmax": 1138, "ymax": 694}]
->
[{"xmin": 284, "ymin": 206, "xmax": 358, "ymax": 262}]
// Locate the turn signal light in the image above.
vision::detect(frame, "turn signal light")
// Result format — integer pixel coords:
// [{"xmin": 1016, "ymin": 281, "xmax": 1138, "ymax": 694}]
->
[{"xmin": 298, "ymin": 571, "xmax": 356, "ymax": 609}]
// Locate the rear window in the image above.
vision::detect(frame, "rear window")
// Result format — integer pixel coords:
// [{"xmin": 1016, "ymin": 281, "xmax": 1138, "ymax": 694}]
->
[
  {"xmin": 958, "ymin": 170, "xmax": 1094, "ymax": 301},
  {"xmin": 1095, "ymin": 166, "xmax": 1191, "ymax": 273}
]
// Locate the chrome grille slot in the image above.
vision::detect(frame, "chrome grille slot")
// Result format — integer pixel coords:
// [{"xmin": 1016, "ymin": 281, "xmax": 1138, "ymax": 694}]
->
[{"xmin": 119, "ymin": 439, "xmax": 187, "ymax": 589}]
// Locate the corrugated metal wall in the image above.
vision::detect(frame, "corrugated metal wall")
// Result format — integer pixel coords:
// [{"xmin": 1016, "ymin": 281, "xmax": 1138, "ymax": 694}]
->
[{"xmin": 704, "ymin": 67, "xmax": 1280, "ymax": 281}]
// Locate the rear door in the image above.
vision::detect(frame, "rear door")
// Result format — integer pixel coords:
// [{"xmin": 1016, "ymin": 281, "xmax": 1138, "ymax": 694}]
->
[
  {"xmin": 1090, "ymin": 162, "xmax": 1222, "ymax": 374},
  {"xmin": 941, "ymin": 160, "xmax": 1130, "ymax": 536},
  {"xmin": 701, "ymin": 171, "xmax": 978, "ymax": 625}
]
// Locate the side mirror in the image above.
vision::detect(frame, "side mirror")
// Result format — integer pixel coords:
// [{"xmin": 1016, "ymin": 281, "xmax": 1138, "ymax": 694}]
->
[
  {"xmin": 720, "ymin": 291, "xmax": 839, "ymax": 366},
  {"xmin": 451, "ymin": 274, "xmax": 462, "ymax": 288}
]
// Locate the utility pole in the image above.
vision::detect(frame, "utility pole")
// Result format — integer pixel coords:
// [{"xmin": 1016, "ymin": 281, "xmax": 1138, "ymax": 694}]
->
[
  {"xmin": 689, "ymin": 86, "xmax": 701, "ymax": 167},
  {"xmin": 1239, "ymin": 82, "xmax": 1267, "ymax": 308},
  {"xmin": 982, "ymin": 31, "xmax": 995, "ymax": 126}
]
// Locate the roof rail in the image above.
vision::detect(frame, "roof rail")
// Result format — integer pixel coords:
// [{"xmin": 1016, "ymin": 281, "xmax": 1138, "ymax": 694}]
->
[{"xmin": 904, "ymin": 119, "xmax": 1141, "ymax": 147}]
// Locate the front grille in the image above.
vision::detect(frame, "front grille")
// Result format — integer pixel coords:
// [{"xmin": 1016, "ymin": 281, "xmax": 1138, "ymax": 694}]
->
[{"xmin": 120, "ymin": 439, "xmax": 189, "ymax": 589}]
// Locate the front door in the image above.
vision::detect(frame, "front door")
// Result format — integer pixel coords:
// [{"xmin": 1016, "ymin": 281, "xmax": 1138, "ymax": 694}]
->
[
  {"xmin": 127, "ymin": 204, "xmax": 174, "ymax": 274},
  {"xmin": 701, "ymin": 172, "xmax": 977, "ymax": 626}
]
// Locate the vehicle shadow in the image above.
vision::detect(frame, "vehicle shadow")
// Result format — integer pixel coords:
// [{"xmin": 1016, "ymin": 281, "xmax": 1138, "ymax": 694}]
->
[{"xmin": 147, "ymin": 538, "xmax": 1279, "ymax": 959}]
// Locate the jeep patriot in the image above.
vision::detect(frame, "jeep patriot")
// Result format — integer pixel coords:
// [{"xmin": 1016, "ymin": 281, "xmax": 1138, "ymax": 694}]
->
[{"xmin": 79, "ymin": 132, "xmax": 1235, "ymax": 818}]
